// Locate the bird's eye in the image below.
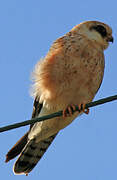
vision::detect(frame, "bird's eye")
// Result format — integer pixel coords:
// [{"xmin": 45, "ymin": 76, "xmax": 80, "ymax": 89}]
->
[{"xmin": 91, "ymin": 25, "xmax": 107, "ymax": 37}]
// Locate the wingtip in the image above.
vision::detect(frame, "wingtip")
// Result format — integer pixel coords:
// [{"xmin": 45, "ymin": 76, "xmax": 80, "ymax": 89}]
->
[
  {"xmin": 5, "ymin": 132, "xmax": 28, "ymax": 163},
  {"xmin": 5, "ymin": 155, "xmax": 9, "ymax": 163},
  {"xmin": 5, "ymin": 149, "xmax": 17, "ymax": 163},
  {"xmin": 5, "ymin": 152, "xmax": 12, "ymax": 163}
]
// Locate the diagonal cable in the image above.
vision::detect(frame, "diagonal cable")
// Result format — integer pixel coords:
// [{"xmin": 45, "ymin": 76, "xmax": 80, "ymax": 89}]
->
[{"xmin": 0, "ymin": 95, "xmax": 117, "ymax": 133}]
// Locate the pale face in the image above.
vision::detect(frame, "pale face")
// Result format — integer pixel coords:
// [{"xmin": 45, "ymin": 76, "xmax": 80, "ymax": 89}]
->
[{"xmin": 71, "ymin": 21, "xmax": 113, "ymax": 50}]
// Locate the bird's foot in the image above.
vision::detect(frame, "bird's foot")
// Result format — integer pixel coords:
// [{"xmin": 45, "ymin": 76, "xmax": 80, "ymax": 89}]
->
[
  {"xmin": 63, "ymin": 103, "xmax": 89, "ymax": 118},
  {"xmin": 63, "ymin": 104, "xmax": 76, "ymax": 118},
  {"xmin": 78, "ymin": 103, "xmax": 89, "ymax": 114}
]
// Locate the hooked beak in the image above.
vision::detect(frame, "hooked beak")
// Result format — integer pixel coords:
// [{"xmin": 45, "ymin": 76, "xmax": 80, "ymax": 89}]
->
[{"xmin": 107, "ymin": 36, "xmax": 114, "ymax": 43}]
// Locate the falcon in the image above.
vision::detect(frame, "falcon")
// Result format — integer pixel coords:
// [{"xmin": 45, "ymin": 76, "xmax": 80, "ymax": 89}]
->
[{"xmin": 5, "ymin": 21, "xmax": 113, "ymax": 175}]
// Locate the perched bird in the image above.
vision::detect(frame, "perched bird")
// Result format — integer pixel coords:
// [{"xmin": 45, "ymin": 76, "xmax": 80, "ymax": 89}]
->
[{"xmin": 5, "ymin": 21, "xmax": 113, "ymax": 175}]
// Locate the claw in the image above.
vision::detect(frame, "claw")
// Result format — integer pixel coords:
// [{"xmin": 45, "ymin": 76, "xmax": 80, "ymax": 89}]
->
[
  {"xmin": 63, "ymin": 104, "xmax": 76, "ymax": 118},
  {"xmin": 78, "ymin": 103, "xmax": 89, "ymax": 114},
  {"xmin": 63, "ymin": 103, "xmax": 89, "ymax": 118}
]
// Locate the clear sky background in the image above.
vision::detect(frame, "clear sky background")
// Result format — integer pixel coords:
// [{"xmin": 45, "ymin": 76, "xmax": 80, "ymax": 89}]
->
[{"xmin": 0, "ymin": 0, "xmax": 117, "ymax": 179}]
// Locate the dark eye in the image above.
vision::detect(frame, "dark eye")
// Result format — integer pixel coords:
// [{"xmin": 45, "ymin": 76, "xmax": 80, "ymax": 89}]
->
[{"xmin": 91, "ymin": 25, "xmax": 107, "ymax": 37}]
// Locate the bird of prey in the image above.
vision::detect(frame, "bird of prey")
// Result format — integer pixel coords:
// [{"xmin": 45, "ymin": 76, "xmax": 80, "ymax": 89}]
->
[{"xmin": 5, "ymin": 20, "xmax": 113, "ymax": 175}]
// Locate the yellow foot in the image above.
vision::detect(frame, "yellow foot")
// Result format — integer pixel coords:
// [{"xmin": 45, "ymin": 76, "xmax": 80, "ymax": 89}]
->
[
  {"xmin": 78, "ymin": 103, "xmax": 89, "ymax": 114},
  {"xmin": 63, "ymin": 104, "xmax": 76, "ymax": 118}
]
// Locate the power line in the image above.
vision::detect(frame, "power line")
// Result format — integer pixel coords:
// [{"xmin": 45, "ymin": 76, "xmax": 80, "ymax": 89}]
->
[{"xmin": 0, "ymin": 94, "xmax": 117, "ymax": 133}]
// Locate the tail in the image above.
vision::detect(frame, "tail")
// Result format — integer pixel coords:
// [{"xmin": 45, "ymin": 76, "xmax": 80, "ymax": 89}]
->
[{"xmin": 13, "ymin": 134, "xmax": 57, "ymax": 175}]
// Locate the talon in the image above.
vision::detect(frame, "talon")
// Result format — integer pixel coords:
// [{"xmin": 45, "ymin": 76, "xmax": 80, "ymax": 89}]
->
[
  {"xmin": 67, "ymin": 106, "xmax": 73, "ymax": 116},
  {"xmin": 63, "ymin": 109, "xmax": 66, "ymax": 118},
  {"xmin": 78, "ymin": 103, "xmax": 89, "ymax": 114},
  {"xmin": 71, "ymin": 104, "xmax": 76, "ymax": 111},
  {"xmin": 63, "ymin": 104, "xmax": 76, "ymax": 118}
]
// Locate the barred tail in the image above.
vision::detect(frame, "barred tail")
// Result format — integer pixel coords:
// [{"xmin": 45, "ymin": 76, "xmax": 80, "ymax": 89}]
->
[{"xmin": 13, "ymin": 134, "xmax": 57, "ymax": 175}]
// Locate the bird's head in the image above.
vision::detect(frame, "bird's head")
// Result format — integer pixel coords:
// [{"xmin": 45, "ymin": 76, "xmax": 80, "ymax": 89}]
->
[{"xmin": 71, "ymin": 21, "xmax": 113, "ymax": 50}]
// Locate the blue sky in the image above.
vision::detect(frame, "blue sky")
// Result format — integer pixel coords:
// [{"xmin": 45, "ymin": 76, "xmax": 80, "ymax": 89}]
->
[{"xmin": 0, "ymin": 0, "xmax": 117, "ymax": 179}]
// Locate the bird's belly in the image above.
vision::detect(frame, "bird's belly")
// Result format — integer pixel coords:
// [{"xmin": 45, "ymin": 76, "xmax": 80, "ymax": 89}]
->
[
  {"xmin": 29, "ymin": 67, "xmax": 103, "ymax": 142},
  {"xmin": 28, "ymin": 85, "xmax": 93, "ymax": 143}
]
